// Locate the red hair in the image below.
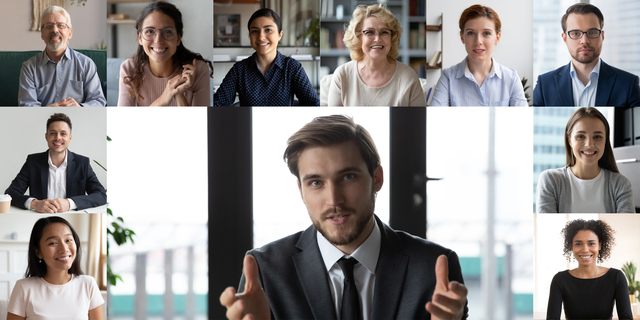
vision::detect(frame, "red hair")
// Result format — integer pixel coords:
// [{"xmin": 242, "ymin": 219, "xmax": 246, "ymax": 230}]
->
[{"xmin": 459, "ymin": 5, "xmax": 501, "ymax": 34}]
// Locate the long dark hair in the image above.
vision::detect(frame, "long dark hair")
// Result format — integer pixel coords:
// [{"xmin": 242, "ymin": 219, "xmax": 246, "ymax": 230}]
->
[
  {"xmin": 564, "ymin": 107, "xmax": 619, "ymax": 173},
  {"xmin": 123, "ymin": 2, "xmax": 213, "ymax": 102},
  {"xmin": 26, "ymin": 216, "xmax": 84, "ymax": 278}
]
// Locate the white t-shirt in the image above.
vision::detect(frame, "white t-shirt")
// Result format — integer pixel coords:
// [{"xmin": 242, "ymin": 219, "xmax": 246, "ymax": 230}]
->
[
  {"xmin": 569, "ymin": 168, "xmax": 607, "ymax": 213},
  {"xmin": 7, "ymin": 275, "xmax": 104, "ymax": 319}
]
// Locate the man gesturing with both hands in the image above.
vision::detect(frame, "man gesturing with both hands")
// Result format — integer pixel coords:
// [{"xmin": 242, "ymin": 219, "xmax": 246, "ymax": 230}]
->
[{"xmin": 220, "ymin": 115, "xmax": 468, "ymax": 319}]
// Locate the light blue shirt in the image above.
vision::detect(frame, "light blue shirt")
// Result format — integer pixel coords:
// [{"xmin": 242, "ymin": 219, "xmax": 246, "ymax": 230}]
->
[
  {"xmin": 431, "ymin": 57, "xmax": 527, "ymax": 106},
  {"xmin": 570, "ymin": 58, "xmax": 600, "ymax": 107},
  {"xmin": 18, "ymin": 47, "xmax": 106, "ymax": 107}
]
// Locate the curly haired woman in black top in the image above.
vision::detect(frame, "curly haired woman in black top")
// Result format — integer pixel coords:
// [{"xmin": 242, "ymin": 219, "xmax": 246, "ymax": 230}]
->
[{"xmin": 546, "ymin": 219, "xmax": 632, "ymax": 320}]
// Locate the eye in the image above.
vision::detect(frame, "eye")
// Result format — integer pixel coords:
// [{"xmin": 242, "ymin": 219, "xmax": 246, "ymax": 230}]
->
[
  {"xmin": 483, "ymin": 31, "xmax": 492, "ymax": 36},
  {"xmin": 309, "ymin": 180, "xmax": 321, "ymax": 187},
  {"xmin": 251, "ymin": 30, "xmax": 259, "ymax": 34},
  {"xmin": 344, "ymin": 173, "xmax": 355, "ymax": 180},
  {"xmin": 380, "ymin": 30, "xmax": 390, "ymax": 36},
  {"xmin": 363, "ymin": 30, "xmax": 373, "ymax": 35},
  {"xmin": 144, "ymin": 29, "xmax": 154, "ymax": 35},
  {"xmin": 265, "ymin": 28, "xmax": 272, "ymax": 33},
  {"xmin": 466, "ymin": 31, "xmax": 474, "ymax": 36},
  {"xmin": 575, "ymin": 134, "xmax": 584, "ymax": 139},
  {"xmin": 594, "ymin": 135, "xmax": 603, "ymax": 139}
]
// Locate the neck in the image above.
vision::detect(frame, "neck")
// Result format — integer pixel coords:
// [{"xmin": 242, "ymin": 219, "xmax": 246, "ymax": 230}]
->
[
  {"xmin": 50, "ymin": 150, "xmax": 66, "ymax": 168},
  {"xmin": 570, "ymin": 163, "xmax": 601, "ymax": 180},
  {"xmin": 571, "ymin": 58, "xmax": 598, "ymax": 84},
  {"xmin": 467, "ymin": 57, "xmax": 492, "ymax": 76},
  {"xmin": 256, "ymin": 50, "xmax": 278, "ymax": 75},
  {"xmin": 45, "ymin": 47, "xmax": 66, "ymax": 63},
  {"xmin": 43, "ymin": 270, "xmax": 72, "ymax": 285},
  {"xmin": 336, "ymin": 216, "xmax": 375, "ymax": 255},
  {"xmin": 575, "ymin": 263, "xmax": 598, "ymax": 279},
  {"xmin": 149, "ymin": 59, "xmax": 175, "ymax": 78},
  {"xmin": 359, "ymin": 57, "xmax": 394, "ymax": 75}
]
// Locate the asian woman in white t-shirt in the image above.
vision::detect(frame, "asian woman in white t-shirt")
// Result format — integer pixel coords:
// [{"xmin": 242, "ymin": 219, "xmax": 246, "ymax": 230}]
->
[
  {"xmin": 7, "ymin": 216, "xmax": 104, "ymax": 320},
  {"xmin": 536, "ymin": 107, "xmax": 635, "ymax": 213}
]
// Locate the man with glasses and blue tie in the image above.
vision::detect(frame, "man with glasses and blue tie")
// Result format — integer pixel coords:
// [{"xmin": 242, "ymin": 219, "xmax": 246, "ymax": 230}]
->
[
  {"xmin": 18, "ymin": 6, "xmax": 106, "ymax": 107},
  {"xmin": 533, "ymin": 3, "xmax": 640, "ymax": 106}
]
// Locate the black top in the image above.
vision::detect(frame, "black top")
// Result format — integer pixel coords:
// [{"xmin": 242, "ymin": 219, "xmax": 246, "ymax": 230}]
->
[{"xmin": 546, "ymin": 268, "xmax": 633, "ymax": 320}]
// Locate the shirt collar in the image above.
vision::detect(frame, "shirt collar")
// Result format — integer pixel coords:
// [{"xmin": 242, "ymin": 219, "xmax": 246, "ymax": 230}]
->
[
  {"xmin": 570, "ymin": 58, "xmax": 601, "ymax": 80},
  {"xmin": 40, "ymin": 46, "xmax": 70, "ymax": 67},
  {"xmin": 48, "ymin": 149, "xmax": 68, "ymax": 169},
  {"xmin": 251, "ymin": 50, "xmax": 285, "ymax": 71},
  {"xmin": 457, "ymin": 56, "xmax": 501, "ymax": 80},
  {"xmin": 317, "ymin": 217, "xmax": 382, "ymax": 275}
]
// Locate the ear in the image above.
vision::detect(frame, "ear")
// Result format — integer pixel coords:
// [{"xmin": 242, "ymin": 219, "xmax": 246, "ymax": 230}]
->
[
  {"xmin": 297, "ymin": 179, "xmax": 305, "ymax": 204},
  {"xmin": 460, "ymin": 31, "xmax": 464, "ymax": 44},
  {"xmin": 68, "ymin": 28, "xmax": 73, "ymax": 40},
  {"xmin": 69, "ymin": 133, "xmax": 72, "ymax": 143},
  {"xmin": 601, "ymin": 30, "xmax": 604, "ymax": 41},
  {"xmin": 373, "ymin": 166, "xmax": 383, "ymax": 192},
  {"xmin": 138, "ymin": 32, "xmax": 143, "ymax": 46},
  {"xmin": 278, "ymin": 30, "xmax": 283, "ymax": 41},
  {"xmin": 35, "ymin": 248, "xmax": 42, "ymax": 259},
  {"xmin": 495, "ymin": 32, "xmax": 501, "ymax": 45},
  {"xmin": 177, "ymin": 35, "xmax": 181, "ymax": 47},
  {"xmin": 562, "ymin": 32, "xmax": 567, "ymax": 44}
]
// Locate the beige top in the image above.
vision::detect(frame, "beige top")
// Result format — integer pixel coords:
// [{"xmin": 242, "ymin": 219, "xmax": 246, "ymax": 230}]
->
[
  {"xmin": 327, "ymin": 60, "xmax": 426, "ymax": 106},
  {"xmin": 118, "ymin": 58, "xmax": 210, "ymax": 106}
]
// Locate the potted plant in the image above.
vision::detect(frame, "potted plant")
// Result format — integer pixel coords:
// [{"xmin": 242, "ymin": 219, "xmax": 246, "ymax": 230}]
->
[{"xmin": 622, "ymin": 261, "xmax": 639, "ymax": 304}]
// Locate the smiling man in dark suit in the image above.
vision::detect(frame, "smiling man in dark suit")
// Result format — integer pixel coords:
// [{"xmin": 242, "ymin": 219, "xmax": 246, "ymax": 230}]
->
[
  {"xmin": 220, "ymin": 115, "xmax": 468, "ymax": 320},
  {"xmin": 533, "ymin": 3, "xmax": 640, "ymax": 106},
  {"xmin": 5, "ymin": 113, "xmax": 106, "ymax": 213}
]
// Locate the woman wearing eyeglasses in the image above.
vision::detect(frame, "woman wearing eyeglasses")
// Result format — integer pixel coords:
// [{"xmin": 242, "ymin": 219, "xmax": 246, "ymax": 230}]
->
[
  {"xmin": 118, "ymin": 2, "xmax": 213, "ymax": 106},
  {"xmin": 430, "ymin": 5, "xmax": 527, "ymax": 106},
  {"xmin": 327, "ymin": 4, "xmax": 426, "ymax": 106}
]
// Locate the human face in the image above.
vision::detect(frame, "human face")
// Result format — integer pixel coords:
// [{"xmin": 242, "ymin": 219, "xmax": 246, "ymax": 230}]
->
[
  {"xmin": 572, "ymin": 230, "xmax": 600, "ymax": 266},
  {"xmin": 45, "ymin": 121, "xmax": 72, "ymax": 156},
  {"xmin": 562, "ymin": 13, "xmax": 604, "ymax": 65},
  {"xmin": 460, "ymin": 17, "xmax": 500, "ymax": 64},
  {"xmin": 297, "ymin": 141, "xmax": 383, "ymax": 250},
  {"xmin": 360, "ymin": 17, "xmax": 392, "ymax": 61},
  {"xmin": 249, "ymin": 16, "xmax": 283, "ymax": 57},
  {"xmin": 568, "ymin": 117, "xmax": 606, "ymax": 169},
  {"xmin": 36, "ymin": 223, "xmax": 77, "ymax": 275},
  {"xmin": 40, "ymin": 12, "xmax": 72, "ymax": 54},
  {"xmin": 138, "ymin": 12, "xmax": 180, "ymax": 67}
]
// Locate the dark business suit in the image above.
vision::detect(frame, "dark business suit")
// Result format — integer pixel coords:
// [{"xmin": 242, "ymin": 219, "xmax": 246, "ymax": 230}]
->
[
  {"xmin": 5, "ymin": 150, "xmax": 106, "ymax": 210},
  {"xmin": 239, "ymin": 216, "xmax": 469, "ymax": 320},
  {"xmin": 533, "ymin": 60, "xmax": 640, "ymax": 106}
]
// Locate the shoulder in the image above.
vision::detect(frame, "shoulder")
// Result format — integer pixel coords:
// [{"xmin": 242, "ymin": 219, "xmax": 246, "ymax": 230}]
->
[
  {"xmin": 538, "ymin": 64, "xmax": 569, "ymax": 81},
  {"xmin": 14, "ymin": 276, "xmax": 42, "ymax": 289},
  {"xmin": 249, "ymin": 231, "xmax": 304, "ymax": 259},
  {"xmin": 69, "ymin": 151, "xmax": 89, "ymax": 163},
  {"xmin": 22, "ymin": 52, "xmax": 42, "ymax": 68},
  {"xmin": 335, "ymin": 60, "xmax": 357, "ymax": 75},
  {"xmin": 539, "ymin": 167, "xmax": 568, "ymax": 182},
  {"xmin": 495, "ymin": 62, "xmax": 520, "ymax": 82},
  {"xmin": 280, "ymin": 53, "xmax": 303, "ymax": 69},
  {"xmin": 604, "ymin": 169, "xmax": 632, "ymax": 185},
  {"xmin": 395, "ymin": 61, "xmax": 421, "ymax": 82},
  {"xmin": 74, "ymin": 274, "xmax": 98, "ymax": 286},
  {"xmin": 551, "ymin": 270, "xmax": 571, "ymax": 282},
  {"xmin": 27, "ymin": 151, "xmax": 48, "ymax": 162},
  {"xmin": 602, "ymin": 61, "xmax": 638, "ymax": 81},
  {"xmin": 69, "ymin": 48, "xmax": 93, "ymax": 64},
  {"xmin": 608, "ymin": 268, "xmax": 626, "ymax": 280},
  {"xmin": 120, "ymin": 58, "xmax": 137, "ymax": 74}
]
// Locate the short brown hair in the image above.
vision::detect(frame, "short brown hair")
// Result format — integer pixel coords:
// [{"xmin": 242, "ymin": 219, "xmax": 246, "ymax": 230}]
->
[
  {"xmin": 459, "ymin": 5, "xmax": 501, "ymax": 34},
  {"xmin": 284, "ymin": 115, "xmax": 380, "ymax": 181},
  {"xmin": 561, "ymin": 3, "xmax": 604, "ymax": 32},
  {"xmin": 564, "ymin": 107, "xmax": 618, "ymax": 173},
  {"xmin": 46, "ymin": 113, "xmax": 72, "ymax": 132},
  {"xmin": 343, "ymin": 4, "xmax": 402, "ymax": 62}
]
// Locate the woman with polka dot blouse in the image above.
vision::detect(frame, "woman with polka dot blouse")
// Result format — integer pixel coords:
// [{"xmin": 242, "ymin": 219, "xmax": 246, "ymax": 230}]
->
[{"xmin": 214, "ymin": 8, "xmax": 320, "ymax": 106}]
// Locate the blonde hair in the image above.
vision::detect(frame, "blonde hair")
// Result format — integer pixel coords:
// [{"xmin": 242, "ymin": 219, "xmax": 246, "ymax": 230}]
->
[
  {"xmin": 343, "ymin": 4, "xmax": 402, "ymax": 61},
  {"xmin": 41, "ymin": 6, "xmax": 72, "ymax": 29}
]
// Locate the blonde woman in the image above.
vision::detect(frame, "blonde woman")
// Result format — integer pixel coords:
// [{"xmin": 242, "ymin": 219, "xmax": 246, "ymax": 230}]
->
[{"xmin": 327, "ymin": 4, "xmax": 425, "ymax": 106}]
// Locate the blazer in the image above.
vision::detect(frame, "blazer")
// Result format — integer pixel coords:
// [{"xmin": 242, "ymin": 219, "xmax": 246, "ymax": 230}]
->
[
  {"xmin": 533, "ymin": 60, "xmax": 640, "ymax": 106},
  {"xmin": 5, "ymin": 150, "xmax": 106, "ymax": 210},
  {"xmin": 239, "ymin": 216, "xmax": 469, "ymax": 320}
]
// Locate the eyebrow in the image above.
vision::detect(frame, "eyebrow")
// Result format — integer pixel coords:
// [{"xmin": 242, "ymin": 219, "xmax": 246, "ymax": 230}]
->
[
  {"xmin": 575, "ymin": 130, "xmax": 605, "ymax": 134},
  {"xmin": 45, "ymin": 233, "xmax": 73, "ymax": 241},
  {"xmin": 301, "ymin": 166, "xmax": 364, "ymax": 182},
  {"xmin": 574, "ymin": 240, "xmax": 596, "ymax": 242},
  {"xmin": 251, "ymin": 25, "xmax": 275, "ymax": 30}
]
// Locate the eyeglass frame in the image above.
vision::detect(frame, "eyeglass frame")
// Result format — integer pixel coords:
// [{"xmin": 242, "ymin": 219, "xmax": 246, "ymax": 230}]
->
[
  {"xmin": 360, "ymin": 28, "xmax": 394, "ymax": 38},
  {"xmin": 42, "ymin": 23, "xmax": 69, "ymax": 30},
  {"xmin": 139, "ymin": 26, "xmax": 178, "ymax": 41},
  {"xmin": 565, "ymin": 28, "xmax": 603, "ymax": 40}
]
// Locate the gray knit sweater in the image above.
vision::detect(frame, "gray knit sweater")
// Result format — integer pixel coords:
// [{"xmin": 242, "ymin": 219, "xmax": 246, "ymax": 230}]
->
[{"xmin": 536, "ymin": 167, "xmax": 636, "ymax": 213}]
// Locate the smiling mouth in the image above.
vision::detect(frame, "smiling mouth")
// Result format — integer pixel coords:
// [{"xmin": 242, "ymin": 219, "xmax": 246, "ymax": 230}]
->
[
  {"xmin": 55, "ymin": 255, "xmax": 72, "ymax": 262},
  {"xmin": 371, "ymin": 45, "xmax": 383, "ymax": 49},
  {"xmin": 473, "ymin": 49, "xmax": 485, "ymax": 53},
  {"xmin": 151, "ymin": 47, "xmax": 167, "ymax": 54},
  {"xmin": 578, "ymin": 254, "xmax": 593, "ymax": 259},
  {"xmin": 582, "ymin": 150, "xmax": 597, "ymax": 155},
  {"xmin": 257, "ymin": 42, "xmax": 269, "ymax": 47}
]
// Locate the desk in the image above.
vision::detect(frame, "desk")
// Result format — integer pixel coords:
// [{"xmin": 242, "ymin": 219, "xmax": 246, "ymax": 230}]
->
[{"xmin": 7, "ymin": 205, "xmax": 107, "ymax": 214}]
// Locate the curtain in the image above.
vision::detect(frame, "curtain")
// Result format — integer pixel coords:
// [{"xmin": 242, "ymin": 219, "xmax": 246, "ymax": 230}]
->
[
  {"xmin": 31, "ymin": 0, "xmax": 65, "ymax": 31},
  {"xmin": 86, "ymin": 213, "xmax": 102, "ymax": 283}
]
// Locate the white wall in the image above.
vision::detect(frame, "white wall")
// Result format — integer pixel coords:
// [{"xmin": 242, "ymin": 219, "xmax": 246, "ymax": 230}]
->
[
  {"xmin": 426, "ymin": 0, "xmax": 534, "ymax": 102},
  {"xmin": 0, "ymin": 0, "xmax": 107, "ymax": 51},
  {"xmin": 108, "ymin": 0, "xmax": 213, "ymax": 60},
  {"xmin": 0, "ymin": 108, "xmax": 107, "ymax": 197}
]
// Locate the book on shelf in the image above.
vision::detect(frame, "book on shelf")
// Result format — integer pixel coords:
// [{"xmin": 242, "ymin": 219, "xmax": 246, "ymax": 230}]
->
[
  {"xmin": 409, "ymin": 0, "xmax": 426, "ymax": 17},
  {"xmin": 320, "ymin": 28, "xmax": 347, "ymax": 50},
  {"xmin": 426, "ymin": 87, "xmax": 432, "ymax": 106},
  {"xmin": 410, "ymin": 60, "xmax": 426, "ymax": 78},
  {"xmin": 428, "ymin": 50, "xmax": 441, "ymax": 67}
]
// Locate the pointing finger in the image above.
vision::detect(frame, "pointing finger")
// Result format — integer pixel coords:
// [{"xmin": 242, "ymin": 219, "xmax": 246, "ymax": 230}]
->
[
  {"xmin": 435, "ymin": 254, "xmax": 449, "ymax": 292},
  {"xmin": 243, "ymin": 255, "xmax": 260, "ymax": 293}
]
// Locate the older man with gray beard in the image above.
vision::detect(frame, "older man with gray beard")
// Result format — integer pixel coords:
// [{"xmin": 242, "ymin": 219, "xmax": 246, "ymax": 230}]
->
[{"xmin": 18, "ymin": 6, "xmax": 106, "ymax": 107}]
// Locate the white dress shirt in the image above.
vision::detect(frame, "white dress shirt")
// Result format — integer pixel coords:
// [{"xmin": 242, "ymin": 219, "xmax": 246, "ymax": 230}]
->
[
  {"xmin": 25, "ymin": 150, "xmax": 77, "ymax": 210},
  {"xmin": 317, "ymin": 219, "xmax": 381, "ymax": 320},
  {"xmin": 570, "ymin": 58, "xmax": 601, "ymax": 107}
]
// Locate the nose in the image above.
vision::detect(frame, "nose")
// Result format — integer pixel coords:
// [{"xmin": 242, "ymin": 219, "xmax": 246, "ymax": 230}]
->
[
  {"xmin": 580, "ymin": 34, "xmax": 590, "ymax": 45},
  {"xmin": 325, "ymin": 182, "xmax": 344, "ymax": 207}
]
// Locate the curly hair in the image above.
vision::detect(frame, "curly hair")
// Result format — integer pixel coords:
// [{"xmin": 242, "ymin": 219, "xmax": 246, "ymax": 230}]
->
[
  {"xmin": 123, "ymin": 2, "xmax": 213, "ymax": 102},
  {"xmin": 561, "ymin": 219, "xmax": 615, "ymax": 263},
  {"xmin": 343, "ymin": 4, "xmax": 402, "ymax": 62}
]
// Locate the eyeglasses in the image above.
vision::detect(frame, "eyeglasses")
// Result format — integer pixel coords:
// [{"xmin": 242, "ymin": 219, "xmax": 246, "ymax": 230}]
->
[
  {"xmin": 361, "ymin": 29, "xmax": 393, "ymax": 39},
  {"xmin": 566, "ymin": 29, "xmax": 603, "ymax": 40},
  {"xmin": 42, "ymin": 23, "xmax": 68, "ymax": 30},
  {"xmin": 140, "ymin": 27, "xmax": 178, "ymax": 41}
]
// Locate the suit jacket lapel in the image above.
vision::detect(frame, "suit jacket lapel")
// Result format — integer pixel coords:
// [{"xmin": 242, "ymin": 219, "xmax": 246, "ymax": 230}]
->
[
  {"xmin": 292, "ymin": 226, "xmax": 338, "ymax": 320},
  {"xmin": 40, "ymin": 151, "xmax": 49, "ymax": 199},
  {"xmin": 371, "ymin": 216, "xmax": 409, "ymax": 320},
  {"xmin": 66, "ymin": 151, "xmax": 75, "ymax": 198},
  {"xmin": 556, "ymin": 63, "xmax": 574, "ymax": 106},
  {"xmin": 596, "ymin": 61, "xmax": 614, "ymax": 106}
]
